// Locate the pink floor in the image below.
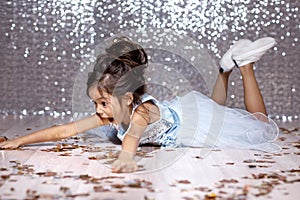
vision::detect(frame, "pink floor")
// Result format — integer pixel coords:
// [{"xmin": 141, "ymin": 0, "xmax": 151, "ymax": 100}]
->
[{"xmin": 0, "ymin": 115, "xmax": 299, "ymax": 200}]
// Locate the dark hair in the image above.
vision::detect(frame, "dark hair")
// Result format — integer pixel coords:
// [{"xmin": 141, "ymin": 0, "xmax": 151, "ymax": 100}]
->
[{"xmin": 87, "ymin": 36, "xmax": 148, "ymax": 106}]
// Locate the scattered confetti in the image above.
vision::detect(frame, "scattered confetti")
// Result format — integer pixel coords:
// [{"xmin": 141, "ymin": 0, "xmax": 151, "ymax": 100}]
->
[
  {"xmin": 205, "ymin": 193, "xmax": 217, "ymax": 199},
  {"xmin": 279, "ymin": 127, "xmax": 299, "ymax": 134},
  {"xmin": 225, "ymin": 162, "xmax": 235, "ymax": 165},
  {"xmin": 1, "ymin": 124, "xmax": 299, "ymax": 199},
  {"xmin": 177, "ymin": 180, "xmax": 191, "ymax": 184}
]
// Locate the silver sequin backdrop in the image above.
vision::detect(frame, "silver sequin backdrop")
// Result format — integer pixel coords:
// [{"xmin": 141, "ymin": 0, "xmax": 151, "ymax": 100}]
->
[{"xmin": 0, "ymin": 0, "xmax": 299, "ymax": 121}]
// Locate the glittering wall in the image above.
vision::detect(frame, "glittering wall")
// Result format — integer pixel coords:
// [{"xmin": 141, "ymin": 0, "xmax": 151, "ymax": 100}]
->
[{"xmin": 0, "ymin": 0, "xmax": 299, "ymax": 121}]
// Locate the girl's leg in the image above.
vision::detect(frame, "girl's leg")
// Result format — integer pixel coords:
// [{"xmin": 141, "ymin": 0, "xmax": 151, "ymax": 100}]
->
[
  {"xmin": 239, "ymin": 63, "xmax": 267, "ymax": 115},
  {"xmin": 211, "ymin": 71, "xmax": 231, "ymax": 105},
  {"xmin": 213, "ymin": 39, "xmax": 253, "ymax": 105}
]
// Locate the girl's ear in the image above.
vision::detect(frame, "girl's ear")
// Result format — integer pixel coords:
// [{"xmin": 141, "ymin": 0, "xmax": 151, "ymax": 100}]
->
[{"xmin": 124, "ymin": 92, "xmax": 134, "ymax": 105}]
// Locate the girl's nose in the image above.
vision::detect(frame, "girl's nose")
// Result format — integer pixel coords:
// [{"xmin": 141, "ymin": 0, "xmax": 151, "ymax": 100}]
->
[{"xmin": 96, "ymin": 105, "xmax": 103, "ymax": 115}]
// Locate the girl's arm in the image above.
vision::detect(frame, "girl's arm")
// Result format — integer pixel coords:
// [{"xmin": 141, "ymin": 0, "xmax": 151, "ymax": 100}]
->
[
  {"xmin": 112, "ymin": 105, "xmax": 150, "ymax": 173},
  {"xmin": 0, "ymin": 114, "xmax": 109, "ymax": 149}
]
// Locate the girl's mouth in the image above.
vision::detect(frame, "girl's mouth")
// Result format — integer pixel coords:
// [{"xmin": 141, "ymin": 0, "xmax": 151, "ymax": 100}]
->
[{"xmin": 108, "ymin": 118, "xmax": 114, "ymax": 122}]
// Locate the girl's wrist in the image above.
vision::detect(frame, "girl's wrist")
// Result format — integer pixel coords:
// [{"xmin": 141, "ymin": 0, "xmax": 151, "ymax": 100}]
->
[
  {"xmin": 12, "ymin": 138, "xmax": 22, "ymax": 147},
  {"xmin": 118, "ymin": 150, "xmax": 135, "ymax": 160}
]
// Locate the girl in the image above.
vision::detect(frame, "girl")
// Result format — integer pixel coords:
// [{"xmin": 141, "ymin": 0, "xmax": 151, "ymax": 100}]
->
[{"xmin": 0, "ymin": 36, "xmax": 280, "ymax": 173}]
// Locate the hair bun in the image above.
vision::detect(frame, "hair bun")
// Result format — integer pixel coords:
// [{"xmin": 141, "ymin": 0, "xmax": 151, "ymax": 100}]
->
[{"xmin": 105, "ymin": 36, "xmax": 148, "ymax": 69}]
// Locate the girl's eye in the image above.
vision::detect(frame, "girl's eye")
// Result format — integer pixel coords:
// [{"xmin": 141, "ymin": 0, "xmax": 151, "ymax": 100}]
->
[{"xmin": 101, "ymin": 102, "xmax": 108, "ymax": 107}]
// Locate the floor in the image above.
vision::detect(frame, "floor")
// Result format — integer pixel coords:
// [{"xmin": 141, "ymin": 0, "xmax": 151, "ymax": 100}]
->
[{"xmin": 0, "ymin": 115, "xmax": 299, "ymax": 200}]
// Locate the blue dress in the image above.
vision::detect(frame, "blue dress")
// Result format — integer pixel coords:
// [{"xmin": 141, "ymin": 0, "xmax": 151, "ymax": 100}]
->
[{"xmin": 112, "ymin": 91, "xmax": 280, "ymax": 152}]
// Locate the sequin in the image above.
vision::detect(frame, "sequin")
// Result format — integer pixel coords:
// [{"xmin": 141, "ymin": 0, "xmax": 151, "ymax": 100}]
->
[
  {"xmin": 139, "ymin": 118, "xmax": 174, "ymax": 146},
  {"xmin": 0, "ymin": 0, "xmax": 298, "ymax": 121}
]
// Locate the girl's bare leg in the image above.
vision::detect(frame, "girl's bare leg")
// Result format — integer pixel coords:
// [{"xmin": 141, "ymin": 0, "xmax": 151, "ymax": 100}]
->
[
  {"xmin": 211, "ymin": 71, "xmax": 231, "ymax": 105},
  {"xmin": 239, "ymin": 63, "xmax": 267, "ymax": 115}
]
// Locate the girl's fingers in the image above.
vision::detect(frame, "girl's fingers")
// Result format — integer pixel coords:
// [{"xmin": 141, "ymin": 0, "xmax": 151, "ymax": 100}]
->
[
  {"xmin": 112, "ymin": 161, "xmax": 123, "ymax": 172},
  {"xmin": 123, "ymin": 163, "xmax": 138, "ymax": 173},
  {"xmin": 0, "ymin": 142, "xmax": 9, "ymax": 149},
  {"xmin": 112, "ymin": 160, "xmax": 138, "ymax": 173},
  {"xmin": 0, "ymin": 141, "xmax": 19, "ymax": 149}
]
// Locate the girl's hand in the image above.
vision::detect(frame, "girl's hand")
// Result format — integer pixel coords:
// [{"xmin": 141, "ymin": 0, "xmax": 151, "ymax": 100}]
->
[
  {"xmin": 112, "ymin": 150, "xmax": 138, "ymax": 173},
  {"xmin": 0, "ymin": 137, "xmax": 20, "ymax": 149}
]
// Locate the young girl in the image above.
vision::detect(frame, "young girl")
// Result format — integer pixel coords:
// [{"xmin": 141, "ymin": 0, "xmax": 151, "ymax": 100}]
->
[{"xmin": 0, "ymin": 36, "xmax": 280, "ymax": 173}]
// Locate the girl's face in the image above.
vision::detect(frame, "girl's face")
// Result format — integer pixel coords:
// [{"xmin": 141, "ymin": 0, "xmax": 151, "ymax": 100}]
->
[{"xmin": 88, "ymin": 85, "xmax": 132, "ymax": 125}]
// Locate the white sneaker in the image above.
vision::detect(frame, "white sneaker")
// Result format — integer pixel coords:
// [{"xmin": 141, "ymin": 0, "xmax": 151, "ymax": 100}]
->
[
  {"xmin": 219, "ymin": 39, "xmax": 252, "ymax": 73},
  {"xmin": 232, "ymin": 37, "xmax": 276, "ymax": 67}
]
